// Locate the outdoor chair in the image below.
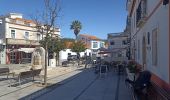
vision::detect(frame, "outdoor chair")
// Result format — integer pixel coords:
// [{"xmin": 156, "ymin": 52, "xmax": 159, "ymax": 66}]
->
[
  {"xmin": 118, "ymin": 64, "xmax": 124, "ymax": 75},
  {"xmin": 0, "ymin": 67, "xmax": 14, "ymax": 79},
  {"xmin": 94, "ymin": 64, "xmax": 100, "ymax": 74},
  {"xmin": 62, "ymin": 61, "xmax": 68, "ymax": 67},
  {"xmin": 125, "ymin": 70, "xmax": 151, "ymax": 100},
  {"xmin": 99, "ymin": 65, "xmax": 108, "ymax": 77}
]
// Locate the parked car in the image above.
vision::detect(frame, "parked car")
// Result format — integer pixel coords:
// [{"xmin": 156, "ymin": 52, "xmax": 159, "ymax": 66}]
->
[{"xmin": 67, "ymin": 55, "xmax": 77, "ymax": 61}]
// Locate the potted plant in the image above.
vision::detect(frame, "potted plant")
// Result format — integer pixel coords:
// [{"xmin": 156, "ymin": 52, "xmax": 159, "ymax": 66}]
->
[{"xmin": 126, "ymin": 60, "xmax": 137, "ymax": 81}]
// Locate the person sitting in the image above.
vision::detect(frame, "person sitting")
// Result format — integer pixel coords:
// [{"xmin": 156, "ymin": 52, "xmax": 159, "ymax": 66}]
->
[{"xmin": 125, "ymin": 70, "xmax": 151, "ymax": 94}]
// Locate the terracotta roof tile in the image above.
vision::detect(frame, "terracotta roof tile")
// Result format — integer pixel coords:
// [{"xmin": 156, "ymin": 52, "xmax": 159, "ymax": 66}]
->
[
  {"xmin": 14, "ymin": 18, "xmax": 34, "ymax": 24},
  {"xmin": 79, "ymin": 34, "xmax": 100, "ymax": 40}
]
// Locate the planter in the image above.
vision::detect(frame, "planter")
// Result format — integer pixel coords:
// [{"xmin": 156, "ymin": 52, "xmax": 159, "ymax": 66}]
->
[{"xmin": 126, "ymin": 68, "xmax": 135, "ymax": 81}]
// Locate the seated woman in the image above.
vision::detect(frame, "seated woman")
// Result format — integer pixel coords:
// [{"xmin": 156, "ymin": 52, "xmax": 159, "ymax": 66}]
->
[{"xmin": 125, "ymin": 70, "xmax": 151, "ymax": 93}]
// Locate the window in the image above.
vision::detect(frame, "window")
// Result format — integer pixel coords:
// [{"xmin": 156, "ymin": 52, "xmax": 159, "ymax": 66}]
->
[
  {"xmin": 37, "ymin": 34, "xmax": 41, "ymax": 41},
  {"xmin": 122, "ymin": 40, "xmax": 127, "ymax": 45},
  {"xmin": 0, "ymin": 19, "xmax": 2, "ymax": 24},
  {"xmin": 163, "ymin": 0, "xmax": 169, "ymax": 5},
  {"xmin": 136, "ymin": 2, "xmax": 142, "ymax": 24},
  {"xmin": 152, "ymin": 28, "xmax": 158, "ymax": 66},
  {"xmin": 93, "ymin": 42, "xmax": 98, "ymax": 48},
  {"xmin": 110, "ymin": 41, "xmax": 115, "ymax": 45},
  {"xmin": 11, "ymin": 30, "xmax": 15, "ymax": 39},
  {"xmin": 147, "ymin": 32, "xmax": 150, "ymax": 45},
  {"xmin": 25, "ymin": 32, "xmax": 29, "ymax": 39},
  {"xmin": 25, "ymin": 22, "xmax": 30, "ymax": 26},
  {"xmin": 100, "ymin": 42, "xmax": 104, "ymax": 47},
  {"xmin": 10, "ymin": 52, "xmax": 16, "ymax": 64}
]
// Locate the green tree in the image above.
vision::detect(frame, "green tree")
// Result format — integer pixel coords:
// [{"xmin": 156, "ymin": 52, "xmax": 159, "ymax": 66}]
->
[
  {"xmin": 51, "ymin": 38, "xmax": 66, "ymax": 66},
  {"xmin": 70, "ymin": 20, "xmax": 82, "ymax": 40},
  {"xmin": 71, "ymin": 41, "xmax": 86, "ymax": 65}
]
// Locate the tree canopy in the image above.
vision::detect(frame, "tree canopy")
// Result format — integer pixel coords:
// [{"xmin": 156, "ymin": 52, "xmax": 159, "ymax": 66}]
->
[
  {"xmin": 71, "ymin": 41, "xmax": 86, "ymax": 53},
  {"xmin": 70, "ymin": 20, "xmax": 82, "ymax": 39}
]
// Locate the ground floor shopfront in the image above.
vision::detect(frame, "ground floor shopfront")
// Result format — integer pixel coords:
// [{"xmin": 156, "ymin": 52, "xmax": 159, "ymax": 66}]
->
[
  {"xmin": 2, "ymin": 38, "xmax": 40, "ymax": 64},
  {"xmin": 6, "ymin": 45, "xmax": 36, "ymax": 64}
]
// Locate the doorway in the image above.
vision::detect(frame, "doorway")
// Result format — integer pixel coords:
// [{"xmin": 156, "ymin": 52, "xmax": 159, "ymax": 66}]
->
[{"xmin": 142, "ymin": 36, "xmax": 147, "ymax": 70}]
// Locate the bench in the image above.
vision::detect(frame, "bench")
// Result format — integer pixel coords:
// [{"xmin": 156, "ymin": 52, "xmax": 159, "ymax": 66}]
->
[
  {"xmin": 10, "ymin": 69, "xmax": 42, "ymax": 86},
  {"xmin": 32, "ymin": 69, "xmax": 42, "ymax": 80},
  {"xmin": 0, "ymin": 67, "xmax": 14, "ymax": 78},
  {"xmin": 62, "ymin": 61, "xmax": 68, "ymax": 67}
]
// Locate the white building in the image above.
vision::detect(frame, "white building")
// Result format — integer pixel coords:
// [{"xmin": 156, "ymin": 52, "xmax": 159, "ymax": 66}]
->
[
  {"xmin": 107, "ymin": 32, "xmax": 128, "ymax": 61},
  {"xmin": 77, "ymin": 34, "xmax": 106, "ymax": 57},
  {"xmin": 0, "ymin": 13, "xmax": 60, "ymax": 64},
  {"xmin": 127, "ymin": 0, "xmax": 170, "ymax": 95},
  {"xmin": 59, "ymin": 48, "xmax": 92, "ymax": 63}
]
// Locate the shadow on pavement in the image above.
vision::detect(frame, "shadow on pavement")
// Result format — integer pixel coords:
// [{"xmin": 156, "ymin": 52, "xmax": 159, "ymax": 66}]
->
[{"xmin": 19, "ymin": 68, "xmax": 94, "ymax": 100}]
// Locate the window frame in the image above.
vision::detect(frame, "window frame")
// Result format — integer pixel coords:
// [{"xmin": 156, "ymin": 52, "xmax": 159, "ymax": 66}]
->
[
  {"xmin": 11, "ymin": 29, "xmax": 16, "ymax": 39},
  {"xmin": 24, "ymin": 31, "xmax": 29, "ymax": 39},
  {"xmin": 92, "ymin": 41, "xmax": 98, "ymax": 48},
  {"xmin": 152, "ymin": 28, "xmax": 158, "ymax": 66}
]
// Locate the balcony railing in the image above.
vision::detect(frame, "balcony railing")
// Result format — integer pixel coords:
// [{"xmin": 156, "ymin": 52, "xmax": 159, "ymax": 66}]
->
[{"xmin": 136, "ymin": 0, "xmax": 147, "ymax": 27}]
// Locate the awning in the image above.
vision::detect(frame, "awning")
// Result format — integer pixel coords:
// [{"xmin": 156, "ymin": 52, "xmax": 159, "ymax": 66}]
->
[{"xmin": 18, "ymin": 48, "xmax": 35, "ymax": 53}]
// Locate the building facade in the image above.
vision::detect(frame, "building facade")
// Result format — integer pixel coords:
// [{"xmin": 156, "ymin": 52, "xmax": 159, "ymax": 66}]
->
[
  {"xmin": 77, "ymin": 34, "xmax": 106, "ymax": 57},
  {"xmin": 107, "ymin": 32, "xmax": 128, "ymax": 61},
  {"xmin": 127, "ymin": 0, "xmax": 170, "ymax": 94},
  {"xmin": 0, "ymin": 13, "xmax": 60, "ymax": 64}
]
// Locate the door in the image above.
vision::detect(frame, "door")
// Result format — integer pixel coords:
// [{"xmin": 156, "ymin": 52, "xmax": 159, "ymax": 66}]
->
[{"xmin": 142, "ymin": 36, "xmax": 147, "ymax": 70}]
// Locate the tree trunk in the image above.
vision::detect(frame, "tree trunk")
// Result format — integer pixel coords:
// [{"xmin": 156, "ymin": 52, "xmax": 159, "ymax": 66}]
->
[
  {"xmin": 77, "ymin": 52, "xmax": 80, "ymax": 66},
  {"xmin": 58, "ymin": 52, "xmax": 60, "ymax": 66},
  {"xmin": 55, "ymin": 52, "xmax": 60, "ymax": 66},
  {"xmin": 44, "ymin": 43, "xmax": 47, "ymax": 85}
]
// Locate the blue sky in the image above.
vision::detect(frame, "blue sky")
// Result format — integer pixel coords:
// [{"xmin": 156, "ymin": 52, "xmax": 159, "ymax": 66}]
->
[{"xmin": 0, "ymin": 0, "xmax": 127, "ymax": 39}]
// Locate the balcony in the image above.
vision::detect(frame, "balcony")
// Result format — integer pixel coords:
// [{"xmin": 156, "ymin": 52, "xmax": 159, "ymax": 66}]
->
[
  {"xmin": 6, "ymin": 38, "xmax": 40, "ymax": 46},
  {"xmin": 136, "ymin": 0, "xmax": 147, "ymax": 28}
]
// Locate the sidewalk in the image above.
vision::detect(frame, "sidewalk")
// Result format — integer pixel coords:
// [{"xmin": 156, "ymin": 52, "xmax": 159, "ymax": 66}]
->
[
  {"xmin": 0, "ymin": 66, "xmax": 82, "ymax": 100},
  {"xmin": 0, "ymin": 65, "xmax": 132, "ymax": 100},
  {"xmin": 24, "ymin": 68, "xmax": 132, "ymax": 100}
]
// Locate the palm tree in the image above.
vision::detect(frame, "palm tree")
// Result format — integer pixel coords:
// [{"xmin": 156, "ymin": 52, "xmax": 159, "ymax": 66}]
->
[{"xmin": 70, "ymin": 20, "xmax": 82, "ymax": 40}]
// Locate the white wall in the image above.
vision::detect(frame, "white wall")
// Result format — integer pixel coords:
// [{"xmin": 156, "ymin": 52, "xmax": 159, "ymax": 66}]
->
[
  {"xmin": 131, "ymin": 0, "xmax": 169, "ymax": 83},
  {"xmin": 59, "ymin": 49, "xmax": 92, "ymax": 63}
]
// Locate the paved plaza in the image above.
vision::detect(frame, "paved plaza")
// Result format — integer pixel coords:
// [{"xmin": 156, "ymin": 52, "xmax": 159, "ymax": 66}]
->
[{"xmin": 0, "ymin": 64, "xmax": 132, "ymax": 100}]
